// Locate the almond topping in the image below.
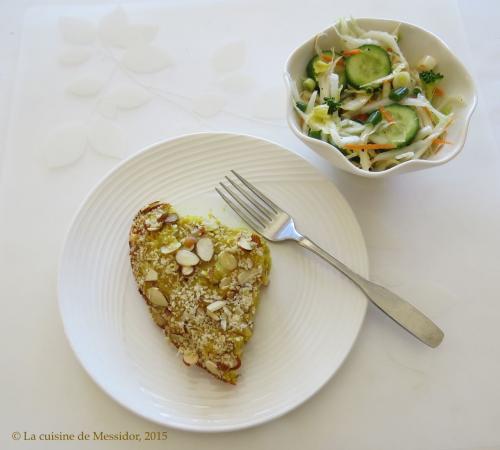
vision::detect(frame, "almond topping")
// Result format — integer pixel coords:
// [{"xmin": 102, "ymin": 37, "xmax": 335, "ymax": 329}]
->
[
  {"xmin": 163, "ymin": 213, "xmax": 178, "ymax": 224},
  {"xmin": 251, "ymin": 234, "xmax": 261, "ymax": 245},
  {"xmin": 237, "ymin": 237, "xmax": 254, "ymax": 251},
  {"xmin": 205, "ymin": 360, "xmax": 220, "ymax": 375},
  {"xmin": 183, "ymin": 235, "xmax": 197, "ymax": 250},
  {"xmin": 206, "ymin": 310, "xmax": 219, "ymax": 320},
  {"xmin": 207, "ymin": 300, "xmax": 226, "ymax": 312},
  {"xmin": 219, "ymin": 277, "xmax": 232, "ymax": 290},
  {"xmin": 181, "ymin": 266, "xmax": 194, "ymax": 276},
  {"xmin": 218, "ymin": 251, "xmax": 237, "ymax": 271},
  {"xmin": 144, "ymin": 268, "xmax": 158, "ymax": 281},
  {"xmin": 196, "ymin": 237, "xmax": 214, "ymax": 262},
  {"xmin": 175, "ymin": 249, "xmax": 200, "ymax": 266},
  {"xmin": 145, "ymin": 220, "xmax": 162, "ymax": 231},
  {"xmin": 237, "ymin": 268, "xmax": 259, "ymax": 285},
  {"xmin": 160, "ymin": 241, "xmax": 181, "ymax": 254},
  {"xmin": 182, "ymin": 350, "xmax": 198, "ymax": 366},
  {"xmin": 140, "ymin": 201, "xmax": 163, "ymax": 214},
  {"xmin": 147, "ymin": 287, "xmax": 167, "ymax": 306},
  {"xmin": 220, "ymin": 317, "xmax": 227, "ymax": 331}
]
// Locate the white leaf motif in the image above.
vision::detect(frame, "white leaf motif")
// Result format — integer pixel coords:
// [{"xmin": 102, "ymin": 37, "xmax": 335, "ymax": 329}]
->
[
  {"xmin": 99, "ymin": 7, "xmax": 158, "ymax": 48},
  {"xmin": 108, "ymin": 85, "xmax": 151, "ymax": 110},
  {"xmin": 211, "ymin": 41, "xmax": 246, "ymax": 73},
  {"xmin": 192, "ymin": 94, "xmax": 226, "ymax": 118},
  {"xmin": 59, "ymin": 47, "xmax": 91, "ymax": 66},
  {"xmin": 59, "ymin": 17, "xmax": 96, "ymax": 45},
  {"xmin": 42, "ymin": 123, "xmax": 87, "ymax": 168},
  {"xmin": 121, "ymin": 44, "xmax": 171, "ymax": 73},
  {"xmin": 87, "ymin": 119, "xmax": 126, "ymax": 159},
  {"xmin": 66, "ymin": 76, "xmax": 105, "ymax": 97},
  {"xmin": 129, "ymin": 24, "xmax": 158, "ymax": 45}
]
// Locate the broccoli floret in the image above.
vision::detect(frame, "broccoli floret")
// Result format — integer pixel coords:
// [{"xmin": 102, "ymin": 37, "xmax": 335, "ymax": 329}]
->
[
  {"xmin": 419, "ymin": 70, "xmax": 444, "ymax": 84},
  {"xmin": 324, "ymin": 96, "xmax": 341, "ymax": 114}
]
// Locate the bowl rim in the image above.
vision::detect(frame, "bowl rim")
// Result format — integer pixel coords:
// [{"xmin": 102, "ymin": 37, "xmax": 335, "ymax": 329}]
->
[{"xmin": 284, "ymin": 17, "xmax": 478, "ymax": 178}]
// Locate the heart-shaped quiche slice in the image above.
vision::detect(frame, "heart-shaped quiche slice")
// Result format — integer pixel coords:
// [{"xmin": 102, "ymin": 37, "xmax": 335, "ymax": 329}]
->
[{"xmin": 129, "ymin": 201, "xmax": 271, "ymax": 384}]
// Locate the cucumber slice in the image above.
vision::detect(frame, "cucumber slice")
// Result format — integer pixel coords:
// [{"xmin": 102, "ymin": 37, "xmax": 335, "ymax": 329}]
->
[
  {"xmin": 345, "ymin": 45, "xmax": 391, "ymax": 88},
  {"xmin": 371, "ymin": 104, "xmax": 419, "ymax": 148},
  {"xmin": 306, "ymin": 51, "xmax": 333, "ymax": 80}
]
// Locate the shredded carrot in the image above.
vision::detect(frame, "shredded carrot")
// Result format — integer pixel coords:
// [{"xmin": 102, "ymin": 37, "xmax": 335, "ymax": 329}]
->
[
  {"xmin": 379, "ymin": 106, "xmax": 395, "ymax": 123},
  {"xmin": 352, "ymin": 113, "xmax": 369, "ymax": 122},
  {"xmin": 433, "ymin": 87, "xmax": 444, "ymax": 97},
  {"xmin": 321, "ymin": 53, "xmax": 333, "ymax": 62},
  {"xmin": 343, "ymin": 49, "xmax": 361, "ymax": 56},
  {"xmin": 433, "ymin": 138, "xmax": 452, "ymax": 146},
  {"xmin": 344, "ymin": 143, "xmax": 396, "ymax": 151},
  {"xmin": 423, "ymin": 107, "xmax": 438, "ymax": 126}
]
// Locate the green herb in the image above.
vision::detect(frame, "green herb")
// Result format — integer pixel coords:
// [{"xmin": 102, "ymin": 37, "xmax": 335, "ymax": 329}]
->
[
  {"xmin": 413, "ymin": 87, "xmax": 422, "ymax": 96},
  {"xmin": 296, "ymin": 101, "xmax": 307, "ymax": 112},
  {"xmin": 324, "ymin": 96, "xmax": 341, "ymax": 114},
  {"xmin": 419, "ymin": 70, "xmax": 444, "ymax": 84},
  {"xmin": 308, "ymin": 130, "xmax": 322, "ymax": 139}
]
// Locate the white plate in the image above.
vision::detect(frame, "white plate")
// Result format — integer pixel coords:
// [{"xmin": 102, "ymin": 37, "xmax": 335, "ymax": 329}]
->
[{"xmin": 58, "ymin": 133, "xmax": 368, "ymax": 432}]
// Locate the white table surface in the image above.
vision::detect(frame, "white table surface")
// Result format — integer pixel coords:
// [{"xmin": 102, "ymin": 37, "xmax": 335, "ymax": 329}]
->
[{"xmin": 1, "ymin": 1, "xmax": 499, "ymax": 449}]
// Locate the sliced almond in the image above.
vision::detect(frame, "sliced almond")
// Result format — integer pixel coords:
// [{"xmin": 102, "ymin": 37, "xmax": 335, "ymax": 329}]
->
[
  {"xmin": 176, "ymin": 249, "xmax": 200, "ymax": 266},
  {"xmin": 207, "ymin": 300, "xmax": 226, "ymax": 312},
  {"xmin": 251, "ymin": 234, "xmax": 261, "ymax": 245},
  {"xmin": 196, "ymin": 237, "xmax": 214, "ymax": 262},
  {"xmin": 218, "ymin": 251, "xmax": 237, "ymax": 271},
  {"xmin": 205, "ymin": 360, "xmax": 220, "ymax": 376},
  {"xmin": 160, "ymin": 241, "xmax": 181, "ymax": 254},
  {"xmin": 229, "ymin": 356, "xmax": 241, "ymax": 370},
  {"xmin": 181, "ymin": 266, "xmax": 194, "ymax": 276},
  {"xmin": 237, "ymin": 236, "xmax": 254, "ymax": 251},
  {"xmin": 220, "ymin": 317, "xmax": 227, "ymax": 331},
  {"xmin": 163, "ymin": 213, "xmax": 178, "ymax": 224},
  {"xmin": 140, "ymin": 201, "xmax": 163, "ymax": 214},
  {"xmin": 219, "ymin": 277, "xmax": 232, "ymax": 290},
  {"xmin": 147, "ymin": 287, "xmax": 167, "ymax": 306},
  {"xmin": 182, "ymin": 350, "xmax": 199, "ymax": 366},
  {"xmin": 192, "ymin": 225, "xmax": 206, "ymax": 236},
  {"xmin": 144, "ymin": 268, "xmax": 158, "ymax": 281},
  {"xmin": 183, "ymin": 235, "xmax": 197, "ymax": 251},
  {"xmin": 237, "ymin": 267, "xmax": 259, "ymax": 285},
  {"xmin": 206, "ymin": 310, "xmax": 219, "ymax": 321},
  {"xmin": 145, "ymin": 219, "xmax": 161, "ymax": 231}
]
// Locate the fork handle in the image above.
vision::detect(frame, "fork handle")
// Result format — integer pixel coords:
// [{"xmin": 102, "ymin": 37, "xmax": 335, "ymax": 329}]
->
[{"xmin": 298, "ymin": 236, "xmax": 444, "ymax": 348}]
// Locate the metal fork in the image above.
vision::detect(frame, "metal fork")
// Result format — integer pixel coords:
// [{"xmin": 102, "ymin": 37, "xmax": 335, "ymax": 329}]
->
[{"xmin": 216, "ymin": 170, "xmax": 444, "ymax": 348}]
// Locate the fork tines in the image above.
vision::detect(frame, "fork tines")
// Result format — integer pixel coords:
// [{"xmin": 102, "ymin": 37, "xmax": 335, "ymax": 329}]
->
[{"xmin": 215, "ymin": 170, "xmax": 279, "ymax": 232}]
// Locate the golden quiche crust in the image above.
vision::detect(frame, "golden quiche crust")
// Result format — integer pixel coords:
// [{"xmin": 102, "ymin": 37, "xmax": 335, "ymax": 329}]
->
[{"xmin": 129, "ymin": 201, "xmax": 271, "ymax": 384}]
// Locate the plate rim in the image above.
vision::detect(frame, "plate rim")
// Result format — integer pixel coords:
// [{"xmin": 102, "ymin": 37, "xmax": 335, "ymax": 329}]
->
[{"xmin": 57, "ymin": 131, "xmax": 369, "ymax": 432}]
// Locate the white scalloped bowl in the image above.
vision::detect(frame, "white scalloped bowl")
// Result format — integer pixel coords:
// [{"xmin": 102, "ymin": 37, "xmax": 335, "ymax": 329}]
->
[{"xmin": 284, "ymin": 18, "xmax": 477, "ymax": 178}]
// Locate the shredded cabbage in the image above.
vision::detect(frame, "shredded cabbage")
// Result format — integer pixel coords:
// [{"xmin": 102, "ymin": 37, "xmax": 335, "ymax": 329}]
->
[{"xmin": 291, "ymin": 17, "xmax": 460, "ymax": 171}]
